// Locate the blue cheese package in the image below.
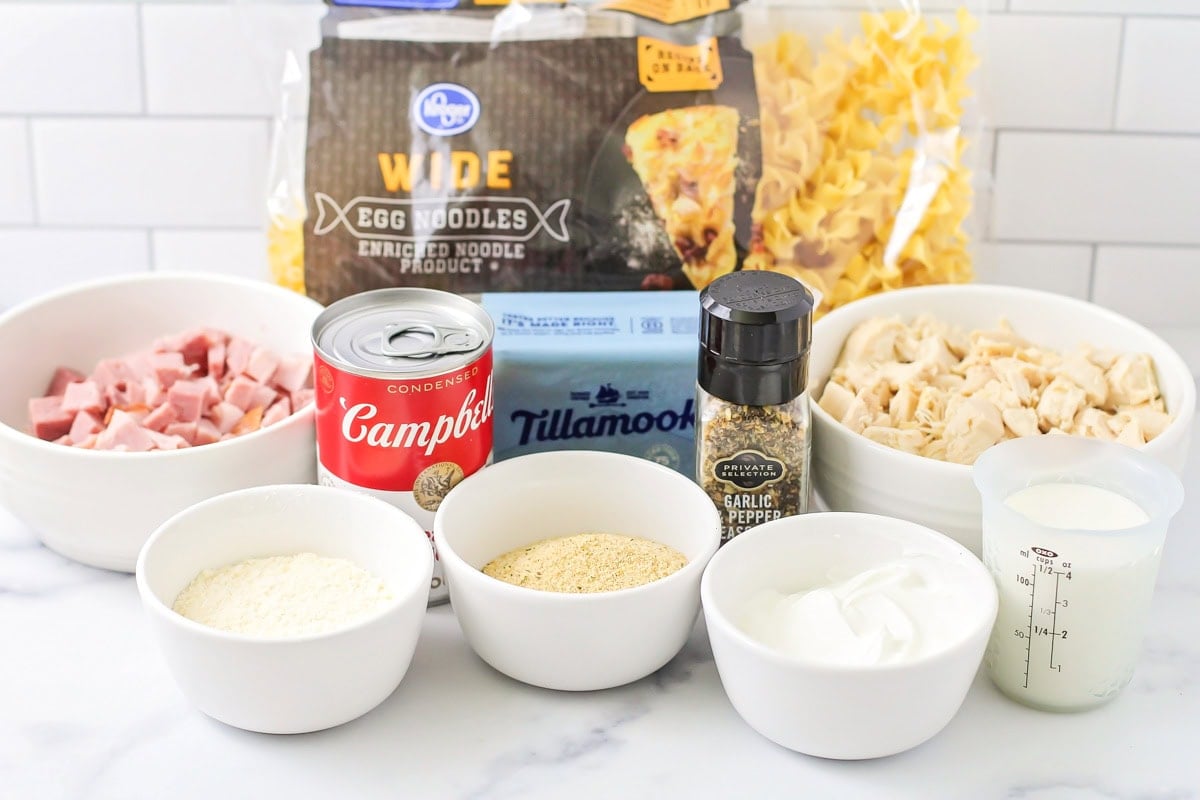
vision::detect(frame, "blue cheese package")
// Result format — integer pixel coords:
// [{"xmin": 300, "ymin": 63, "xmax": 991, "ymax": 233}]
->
[{"xmin": 481, "ymin": 292, "xmax": 698, "ymax": 476}]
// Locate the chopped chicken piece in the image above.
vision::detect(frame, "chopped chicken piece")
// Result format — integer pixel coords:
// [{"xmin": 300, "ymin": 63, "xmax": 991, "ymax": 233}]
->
[
  {"xmin": 1106, "ymin": 353, "xmax": 1160, "ymax": 408},
  {"xmin": 960, "ymin": 365, "xmax": 997, "ymax": 396},
  {"xmin": 1001, "ymin": 407, "xmax": 1040, "ymax": 438},
  {"xmin": 1115, "ymin": 417, "xmax": 1145, "ymax": 447},
  {"xmin": 862, "ymin": 426, "xmax": 926, "ymax": 454},
  {"xmin": 818, "ymin": 381, "xmax": 857, "ymax": 422},
  {"xmin": 943, "ymin": 397, "xmax": 1006, "ymax": 465},
  {"xmin": 1115, "ymin": 402, "xmax": 1173, "ymax": 440},
  {"xmin": 1059, "ymin": 349, "xmax": 1108, "ymax": 407},
  {"xmin": 890, "ymin": 382, "xmax": 921, "ymax": 426},
  {"xmin": 976, "ymin": 379, "xmax": 1024, "ymax": 415},
  {"xmin": 991, "ymin": 357, "xmax": 1043, "ymax": 404},
  {"xmin": 969, "ymin": 320, "xmax": 1027, "ymax": 359},
  {"xmin": 1073, "ymin": 408, "xmax": 1116, "ymax": 441},
  {"xmin": 840, "ymin": 316, "xmax": 907, "ymax": 366},
  {"xmin": 915, "ymin": 386, "xmax": 947, "ymax": 427},
  {"xmin": 1036, "ymin": 376, "xmax": 1087, "ymax": 431}
]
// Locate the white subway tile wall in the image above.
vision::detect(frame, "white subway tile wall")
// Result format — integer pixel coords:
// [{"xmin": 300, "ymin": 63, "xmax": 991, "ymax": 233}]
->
[{"xmin": 0, "ymin": 1, "xmax": 1196, "ymax": 372}]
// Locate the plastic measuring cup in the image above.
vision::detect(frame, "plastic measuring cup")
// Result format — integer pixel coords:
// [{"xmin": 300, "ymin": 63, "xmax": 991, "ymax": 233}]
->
[{"xmin": 972, "ymin": 436, "xmax": 1184, "ymax": 712}]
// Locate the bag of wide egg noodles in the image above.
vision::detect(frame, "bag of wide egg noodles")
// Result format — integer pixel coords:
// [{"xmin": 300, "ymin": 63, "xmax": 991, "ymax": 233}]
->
[{"xmin": 254, "ymin": 0, "xmax": 986, "ymax": 316}]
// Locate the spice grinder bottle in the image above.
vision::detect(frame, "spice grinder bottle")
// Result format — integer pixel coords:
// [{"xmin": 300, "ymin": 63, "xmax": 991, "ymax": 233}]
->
[{"xmin": 696, "ymin": 271, "xmax": 815, "ymax": 544}]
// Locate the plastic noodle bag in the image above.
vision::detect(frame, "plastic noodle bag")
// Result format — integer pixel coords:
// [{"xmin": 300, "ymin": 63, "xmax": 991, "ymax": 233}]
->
[{"xmin": 258, "ymin": 0, "xmax": 984, "ymax": 314}]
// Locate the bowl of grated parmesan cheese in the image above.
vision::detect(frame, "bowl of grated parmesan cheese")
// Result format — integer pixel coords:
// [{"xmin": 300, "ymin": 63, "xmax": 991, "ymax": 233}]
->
[
  {"xmin": 135, "ymin": 483, "xmax": 433, "ymax": 734},
  {"xmin": 434, "ymin": 450, "xmax": 721, "ymax": 691}
]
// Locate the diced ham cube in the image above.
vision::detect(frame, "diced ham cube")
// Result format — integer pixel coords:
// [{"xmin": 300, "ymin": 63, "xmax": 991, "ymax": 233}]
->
[
  {"xmin": 245, "ymin": 347, "xmax": 280, "ymax": 384},
  {"xmin": 226, "ymin": 337, "xmax": 254, "ymax": 376},
  {"xmin": 147, "ymin": 431, "xmax": 190, "ymax": 450},
  {"xmin": 167, "ymin": 379, "xmax": 208, "ymax": 423},
  {"xmin": 73, "ymin": 434, "xmax": 98, "ymax": 449},
  {"xmin": 29, "ymin": 396, "xmax": 75, "ymax": 441},
  {"xmin": 208, "ymin": 401, "xmax": 246, "ymax": 434},
  {"xmin": 224, "ymin": 376, "xmax": 260, "ymax": 411},
  {"xmin": 123, "ymin": 352, "xmax": 157, "ymax": 383},
  {"xmin": 164, "ymin": 421, "xmax": 198, "ymax": 445},
  {"xmin": 45, "ymin": 367, "xmax": 85, "ymax": 397},
  {"xmin": 251, "ymin": 382, "xmax": 278, "ymax": 411},
  {"xmin": 196, "ymin": 375, "xmax": 221, "ymax": 407},
  {"xmin": 151, "ymin": 352, "xmax": 193, "ymax": 389},
  {"xmin": 52, "ymin": 434, "xmax": 71, "ymax": 446},
  {"xmin": 178, "ymin": 329, "xmax": 218, "ymax": 372},
  {"xmin": 262, "ymin": 397, "xmax": 292, "ymax": 427},
  {"xmin": 290, "ymin": 388, "xmax": 314, "ymax": 410},
  {"xmin": 106, "ymin": 379, "xmax": 146, "ymax": 408},
  {"xmin": 90, "ymin": 358, "xmax": 133, "ymax": 390},
  {"xmin": 142, "ymin": 402, "xmax": 178, "ymax": 432},
  {"xmin": 60, "ymin": 381, "xmax": 104, "ymax": 415},
  {"xmin": 95, "ymin": 410, "xmax": 155, "ymax": 452},
  {"xmin": 194, "ymin": 418, "xmax": 221, "ymax": 445},
  {"xmin": 104, "ymin": 404, "xmax": 150, "ymax": 425},
  {"xmin": 271, "ymin": 354, "xmax": 311, "ymax": 394},
  {"xmin": 142, "ymin": 375, "xmax": 164, "ymax": 407},
  {"xmin": 207, "ymin": 341, "xmax": 227, "ymax": 381},
  {"xmin": 231, "ymin": 406, "xmax": 264, "ymax": 436},
  {"xmin": 68, "ymin": 411, "xmax": 103, "ymax": 444}
]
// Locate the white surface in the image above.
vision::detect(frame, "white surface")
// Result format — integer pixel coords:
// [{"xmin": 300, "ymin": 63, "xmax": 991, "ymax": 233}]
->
[
  {"xmin": 152, "ymin": 230, "xmax": 269, "ymax": 279},
  {"xmin": 1094, "ymin": 246, "xmax": 1200, "ymax": 329},
  {"xmin": 0, "ymin": 3, "xmax": 142, "ymax": 114},
  {"xmin": 992, "ymin": 133, "xmax": 1200, "ymax": 245},
  {"xmin": 137, "ymin": 485, "xmax": 432, "ymax": 734},
  {"xmin": 0, "ymin": 411, "xmax": 1196, "ymax": 796},
  {"xmin": 0, "ymin": 273, "xmax": 321, "ymax": 570},
  {"xmin": 0, "ymin": 120, "xmax": 34, "ymax": 224},
  {"xmin": 0, "ymin": 230, "xmax": 150, "ymax": 307},
  {"xmin": 702, "ymin": 513, "xmax": 995, "ymax": 760},
  {"xmin": 1010, "ymin": 0, "xmax": 1200, "ymax": 14},
  {"xmin": 31, "ymin": 119, "xmax": 268, "ymax": 227},
  {"xmin": 142, "ymin": 4, "xmax": 323, "ymax": 116},
  {"xmin": 808, "ymin": 285, "xmax": 1197, "ymax": 554},
  {"xmin": 1117, "ymin": 20, "xmax": 1200, "ymax": 134},
  {"xmin": 972, "ymin": 243, "xmax": 1093, "ymax": 298},
  {"xmin": 983, "ymin": 15, "xmax": 1121, "ymax": 130},
  {"xmin": 435, "ymin": 451, "xmax": 721, "ymax": 691}
]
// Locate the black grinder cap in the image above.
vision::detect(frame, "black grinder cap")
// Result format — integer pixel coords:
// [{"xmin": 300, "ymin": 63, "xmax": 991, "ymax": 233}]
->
[{"xmin": 698, "ymin": 271, "xmax": 815, "ymax": 406}]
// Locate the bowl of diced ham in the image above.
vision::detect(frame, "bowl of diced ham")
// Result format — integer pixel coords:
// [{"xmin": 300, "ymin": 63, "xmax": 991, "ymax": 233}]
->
[{"xmin": 0, "ymin": 272, "xmax": 323, "ymax": 571}]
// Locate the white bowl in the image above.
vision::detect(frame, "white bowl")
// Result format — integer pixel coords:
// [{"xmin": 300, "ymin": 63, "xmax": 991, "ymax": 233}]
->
[
  {"xmin": 701, "ymin": 512, "xmax": 997, "ymax": 760},
  {"xmin": 433, "ymin": 450, "xmax": 721, "ymax": 691},
  {"xmin": 810, "ymin": 284, "xmax": 1196, "ymax": 553},
  {"xmin": 136, "ymin": 484, "xmax": 433, "ymax": 734},
  {"xmin": 0, "ymin": 272, "xmax": 323, "ymax": 571}
]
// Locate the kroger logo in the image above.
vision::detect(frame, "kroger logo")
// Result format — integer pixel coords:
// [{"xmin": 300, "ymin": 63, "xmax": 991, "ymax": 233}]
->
[{"xmin": 412, "ymin": 83, "xmax": 480, "ymax": 137}]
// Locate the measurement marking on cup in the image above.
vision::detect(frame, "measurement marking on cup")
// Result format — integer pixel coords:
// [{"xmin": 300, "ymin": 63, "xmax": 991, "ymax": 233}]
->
[
  {"xmin": 1050, "ymin": 572, "xmax": 1060, "ymax": 671},
  {"xmin": 1025, "ymin": 561, "xmax": 1035, "ymax": 689}
]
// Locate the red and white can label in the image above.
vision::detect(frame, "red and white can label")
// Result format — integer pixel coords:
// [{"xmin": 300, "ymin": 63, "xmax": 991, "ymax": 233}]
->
[{"xmin": 314, "ymin": 350, "xmax": 494, "ymax": 491}]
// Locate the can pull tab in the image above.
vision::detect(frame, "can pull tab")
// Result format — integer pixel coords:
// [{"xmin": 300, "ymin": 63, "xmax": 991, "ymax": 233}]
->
[{"xmin": 378, "ymin": 323, "xmax": 482, "ymax": 359}]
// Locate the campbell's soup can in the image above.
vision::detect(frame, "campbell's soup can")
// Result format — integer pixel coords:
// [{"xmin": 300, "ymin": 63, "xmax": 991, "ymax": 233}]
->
[{"xmin": 312, "ymin": 288, "xmax": 494, "ymax": 605}]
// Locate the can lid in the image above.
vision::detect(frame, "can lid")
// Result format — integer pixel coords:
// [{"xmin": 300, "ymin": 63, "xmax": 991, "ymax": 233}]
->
[
  {"xmin": 698, "ymin": 271, "xmax": 814, "ymax": 405},
  {"xmin": 314, "ymin": 288, "xmax": 493, "ymax": 377}
]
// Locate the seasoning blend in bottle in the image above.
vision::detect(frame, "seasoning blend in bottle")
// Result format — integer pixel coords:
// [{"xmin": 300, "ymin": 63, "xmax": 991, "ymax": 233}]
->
[{"xmin": 697, "ymin": 271, "xmax": 815, "ymax": 543}]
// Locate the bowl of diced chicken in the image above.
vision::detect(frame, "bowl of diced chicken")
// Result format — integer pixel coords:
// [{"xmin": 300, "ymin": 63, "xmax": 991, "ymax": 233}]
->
[
  {"xmin": 0, "ymin": 273, "xmax": 322, "ymax": 571},
  {"xmin": 809, "ymin": 284, "xmax": 1195, "ymax": 554}
]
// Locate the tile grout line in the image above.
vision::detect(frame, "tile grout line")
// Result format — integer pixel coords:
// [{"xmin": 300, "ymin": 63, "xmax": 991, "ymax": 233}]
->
[
  {"xmin": 24, "ymin": 116, "xmax": 40, "ymax": 226},
  {"xmin": 1086, "ymin": 244, "xmax": 1099, "ymax": 302},
  {"xmin": 135, "ymin": 1, "xmax": 150, "ymax": 116},
  {"xmin": 1110, "ymin": 15, "xmax": 1127, "ymax": 130}
]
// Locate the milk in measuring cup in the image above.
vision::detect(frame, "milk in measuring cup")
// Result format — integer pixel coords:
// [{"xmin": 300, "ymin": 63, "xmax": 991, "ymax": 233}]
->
[{"xmin": 985, "ymin": 483, "xmax": 1158, "ymax": 711}]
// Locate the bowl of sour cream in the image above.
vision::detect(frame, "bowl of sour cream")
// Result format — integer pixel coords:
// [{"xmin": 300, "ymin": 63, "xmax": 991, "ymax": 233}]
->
[{"xmin": 700, "ymin": 512, "xmax": 997, "ymax": 760}]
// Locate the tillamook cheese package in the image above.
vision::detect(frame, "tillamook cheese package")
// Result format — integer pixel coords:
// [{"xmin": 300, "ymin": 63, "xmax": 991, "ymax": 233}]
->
[{"xmin": 481, "ymin": 291, "xmax": 697, "ymax": 476}]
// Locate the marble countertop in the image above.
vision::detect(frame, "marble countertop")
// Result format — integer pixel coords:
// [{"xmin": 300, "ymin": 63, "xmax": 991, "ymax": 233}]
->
[{"xmin": 4, "ymin": 413, "xmax": 1199, "ymax": 799}]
